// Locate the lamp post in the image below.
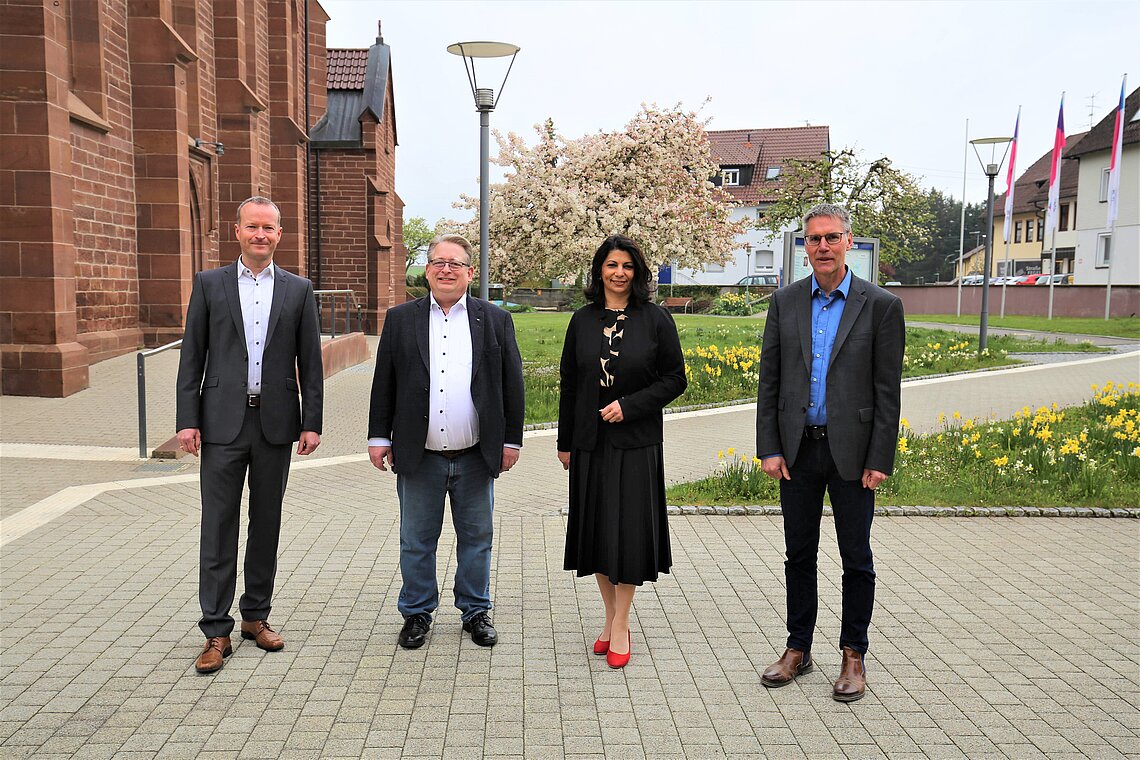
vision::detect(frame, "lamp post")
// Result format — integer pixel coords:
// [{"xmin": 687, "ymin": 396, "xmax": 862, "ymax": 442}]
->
[
  {"xmin": 969, "ymin": 136, "xmax": 1012, "ymax": 354},
  {"xmin": 447, "ymin": 41, "xmax": 520, "ymax": 301}
]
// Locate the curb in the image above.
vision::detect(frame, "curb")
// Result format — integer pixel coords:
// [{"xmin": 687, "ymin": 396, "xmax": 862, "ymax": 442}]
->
[{"xmin": 559, "ymin": 505, "xmax": 1139, "ymax": 518}]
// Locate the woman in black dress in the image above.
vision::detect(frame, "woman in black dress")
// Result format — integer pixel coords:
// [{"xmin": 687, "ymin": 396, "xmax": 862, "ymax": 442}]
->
[{"xmin": 557, "ymin": 235, "xmax": 687, "ymax": 669}]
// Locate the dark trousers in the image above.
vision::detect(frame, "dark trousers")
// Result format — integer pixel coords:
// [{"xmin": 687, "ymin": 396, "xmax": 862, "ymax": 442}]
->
[
  {"xmin": 198, "ymin": 405, "xmax": 292, "ymax": 637},
  {"xmin": 779, "ymin": 435, "xmax": 876, "ymax": 655}
]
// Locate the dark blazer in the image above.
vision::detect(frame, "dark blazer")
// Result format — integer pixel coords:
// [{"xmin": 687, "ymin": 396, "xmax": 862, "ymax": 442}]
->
[
  {"xmin": 756, "ymin": 272, "xmax": 905, "ymax": 481},
  {"xmin": 557, "ymin": 301, "xmax": 687, "ymax": 452},
  {"xmin": 176, "ymin": 261, "xmax": 324, "ymax": 445},
  {"xmin": 368, "ymin": 295, "xmax": 524, "ymax": 478}
]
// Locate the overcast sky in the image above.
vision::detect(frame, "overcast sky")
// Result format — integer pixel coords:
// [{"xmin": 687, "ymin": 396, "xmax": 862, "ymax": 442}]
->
[{"xmin": 322, "ymin": 0, "xmax": 1137, "ymax": 227}]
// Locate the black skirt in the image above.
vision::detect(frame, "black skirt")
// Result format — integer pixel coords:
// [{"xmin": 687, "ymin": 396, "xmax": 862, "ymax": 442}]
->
[{"xmin": 564, "ymin": 422, "xmax": 672, "ymax": 586}]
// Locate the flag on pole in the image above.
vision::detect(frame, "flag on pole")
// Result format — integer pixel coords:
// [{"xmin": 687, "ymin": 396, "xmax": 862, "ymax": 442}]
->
[
  {"xmin": 1106, "ymin": 75, "xmax": 1127, "ymax": 227},
  {"xmin": 1044, "ymin": 94, "xmax": 1066, "ymax": 237},
  {"xmin": 1002, "ymin": 108, "xmax": 1020, "ymax": 244}
]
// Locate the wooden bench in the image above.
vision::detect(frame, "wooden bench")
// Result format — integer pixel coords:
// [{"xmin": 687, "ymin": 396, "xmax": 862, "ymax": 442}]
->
[{"xmin": 662, "ymin": 296, "xmax": 693, "ymax": 313}]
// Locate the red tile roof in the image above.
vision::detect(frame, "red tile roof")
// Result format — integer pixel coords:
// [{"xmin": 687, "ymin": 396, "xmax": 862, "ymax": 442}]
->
[
  {"xmin": 327, "ymin": 49, "xmax": 369, "ymax": 90},
  {"xmin": 706, "ymin": 126, "xmax": 830, "ymax": 204},
  {"xmin": 995, "ymin": 130, "xmax": 1086, "ymax": 216}
]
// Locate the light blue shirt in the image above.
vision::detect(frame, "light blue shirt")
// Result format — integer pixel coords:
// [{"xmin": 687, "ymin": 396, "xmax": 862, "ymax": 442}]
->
[{"xmin": 806, "ymin": 267, "xmax": 852, "ymax": 426}]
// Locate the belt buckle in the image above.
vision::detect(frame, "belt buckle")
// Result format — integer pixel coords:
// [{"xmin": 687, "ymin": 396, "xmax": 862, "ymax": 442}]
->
[{"xmin": 247, "ymin": 394, "xmax": 261, "ymax": 408}]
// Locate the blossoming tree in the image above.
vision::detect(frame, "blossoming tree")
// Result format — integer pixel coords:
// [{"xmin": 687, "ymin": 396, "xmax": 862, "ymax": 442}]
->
[{"xmin": 447, "ymin": 105, "xmax": 749, "ymax": 288}]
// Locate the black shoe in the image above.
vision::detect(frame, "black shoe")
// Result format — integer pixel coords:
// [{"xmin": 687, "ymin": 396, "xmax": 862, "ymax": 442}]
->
[
  {"xmin": 462, "ymin": 612, "xmax": 498, "ymax": 647},
  {"xmin": 398, "ymin": 613, "xmax": 432, "ymax": 649}
]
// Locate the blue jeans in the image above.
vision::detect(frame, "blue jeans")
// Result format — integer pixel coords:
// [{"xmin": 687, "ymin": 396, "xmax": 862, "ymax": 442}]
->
[{"xmin": 396, "ymin": 448, "xmax": 494, "ymax": 621}]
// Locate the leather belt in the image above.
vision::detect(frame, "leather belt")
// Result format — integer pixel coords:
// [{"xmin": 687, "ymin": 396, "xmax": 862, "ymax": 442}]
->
[
  {"xmin": 430, "ymin": 445, "xmax": 477, "ymax": 460},
  {"xmin": 246, "ymin": 395, "xmax": 261, "ymax": 408},
  {"xmin": 804, "ymin": 425, "xmax": 827, "ymax": 440}
]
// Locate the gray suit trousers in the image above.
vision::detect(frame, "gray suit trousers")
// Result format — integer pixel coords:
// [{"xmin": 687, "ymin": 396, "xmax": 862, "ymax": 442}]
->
[{"xmin": 198, "ymin": 405, "xmax": 292, "ymax": 637}]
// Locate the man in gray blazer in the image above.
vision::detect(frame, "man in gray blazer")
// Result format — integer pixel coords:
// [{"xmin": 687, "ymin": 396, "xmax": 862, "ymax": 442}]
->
[
  {"xmin": 368, "ymin": 234, "xmax": 524, "ymax": 650},
  {"xmin": 176, "ymin": 196, "xmax": 324, "ymax": 674},
  {"xmin": 756, "ymin": 202, "xmax": 904, "ymax": 702}
]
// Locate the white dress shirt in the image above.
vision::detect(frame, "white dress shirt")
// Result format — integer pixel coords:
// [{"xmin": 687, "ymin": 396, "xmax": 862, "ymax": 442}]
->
[
  {"xmin": 368, "ymin": 293, "xmax": 479, "ymax": 451},
  {"xmin": 238, "ymin": 257, "xmax": 274, "ymax": 394}
]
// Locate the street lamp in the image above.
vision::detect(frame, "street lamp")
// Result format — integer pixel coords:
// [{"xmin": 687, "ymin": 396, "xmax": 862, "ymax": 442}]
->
[
  {"xmin": 969, "ymin": 136, "xmax": 1012, "ymax": 353},
  {"xmin": 447, "ymin": 40, "xmax": 520, "ymax": 300}
]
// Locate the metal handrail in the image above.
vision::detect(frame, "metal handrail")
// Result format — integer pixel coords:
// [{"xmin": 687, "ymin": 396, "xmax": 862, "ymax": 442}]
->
[
  {"xmin": 137, "ymin": 339, "xmax": 183, "ymax": 459},
  {"xmin": 314, "ymin": 289, "xmax": 363, "ymax": 337}
]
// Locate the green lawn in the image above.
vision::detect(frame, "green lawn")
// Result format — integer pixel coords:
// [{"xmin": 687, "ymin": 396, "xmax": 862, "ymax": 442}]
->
[
  {"xmin": 913, "ymin": 314, "xmax": 1140, "ymax": 339},
  {"xmin": 511, "ymin": 313, "xmax": 1108, "ymax": 426}
]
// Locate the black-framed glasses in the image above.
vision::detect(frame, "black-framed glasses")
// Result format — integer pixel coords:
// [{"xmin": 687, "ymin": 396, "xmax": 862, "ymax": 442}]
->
[
  {"xmin": 426, "ymin": 259, "xmax": 472, "ymax": 270},
  {"xmin": 804, "ymin": 232, "xmax": 847, "ymax": 246}
]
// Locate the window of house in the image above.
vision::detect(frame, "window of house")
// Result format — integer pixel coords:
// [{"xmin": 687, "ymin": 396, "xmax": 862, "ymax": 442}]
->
[
  {"xmin": 756, "ymin": 209, "xmax": 765, "ymax": 221},
  {"xmin": 1096, "ymin": 233, "xmax": 1111, "ymax": 268},
  {"xmin": 1014, "ymin": 221, "xmax": 1022, "ymax": 243},
  {"xmin": 1025, "ymin": 219, "xmax": 1034, "ymax": 243},
  {"xmin": 765, "ymin": 166, "xmax": 781, "ymax": 180},
  {"xmin": 1059, "ymin": 203, "xmax": 1070, "ymax": 232},
  {"xmin": 1099, "ymin": 167, "xmax": 1110, "ymax": 202},
  {"xmin": 721, "ymin": 169, "xmax": 740, "ymax": 186},
  {"xmin": 754, "ymin": 250, "xmax": 773, "ymax": 271},
  {"xmin": 705, "ymin": 262, "xmax": 725, "ymax": 273}
]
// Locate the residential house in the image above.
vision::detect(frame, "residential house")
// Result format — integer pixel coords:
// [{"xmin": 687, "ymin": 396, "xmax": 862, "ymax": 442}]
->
[
  {"xmin": 1067, "ymin": 87, "xmax": 1139, "ymax": 286},
  {"xmin": 992, "ymin": 132, "xmax": 1086, "ymax": 277},
  {"xmin": 671, "ymin": 126, "xmax": 830, "ymax": 285}
]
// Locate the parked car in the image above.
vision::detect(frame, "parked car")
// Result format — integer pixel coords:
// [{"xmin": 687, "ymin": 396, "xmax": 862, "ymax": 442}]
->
[
  {"xmin": 1017, "ymin": 274, "xmax": 1046, "ymax": 285},
  {"xmin": 736, "ymin": 274, "xmax": 780, "ymax": 287},
  {"xmin": 961, "ymin": 274, "xmax": 984, "ymax": 285},
  {"xmin": 884, "ymin": 280, "xmax": 902, "ymax": 286}
]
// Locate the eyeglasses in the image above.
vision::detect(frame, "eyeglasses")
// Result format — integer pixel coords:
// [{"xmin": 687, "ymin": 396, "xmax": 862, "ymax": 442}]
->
[
  {"xmin": 427, "ymin": 259, "xmax": 471, "ymax": 271},
  {"xmin": 804, "ymin": 232, "xmax": 847, "ymax": 246}
]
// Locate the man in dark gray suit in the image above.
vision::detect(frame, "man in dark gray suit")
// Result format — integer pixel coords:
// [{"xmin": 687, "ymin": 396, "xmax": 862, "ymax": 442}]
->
[
  {"xmin": 756, "ymin": 202, "xmax": 905, "ymax": 702},
  {"xmin": 368, "ymin": 234, "xmax": 524, "ymax": 650},
  {"xmin": 176, "ymin": 196, "xmax": 323, "ymax": 674}
]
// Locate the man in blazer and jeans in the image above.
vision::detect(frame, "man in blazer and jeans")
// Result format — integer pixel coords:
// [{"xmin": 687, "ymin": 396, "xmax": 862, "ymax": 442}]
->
[
  {"xmin": 756, "ymin": 202, "xmax": 905, "ymax": 702},
  {"xmin": 176, "ymin": 196, "xmax": 323, "ymax": 673},
  {"xmin": 368, "ymin": 234, "xmax": 524, "ymax": 650}
]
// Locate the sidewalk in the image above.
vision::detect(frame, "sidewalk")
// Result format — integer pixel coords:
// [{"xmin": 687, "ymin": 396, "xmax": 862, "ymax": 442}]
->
[{"xmin": 1, "ymin": 345, "xmax": 1138, "ymax": 758}]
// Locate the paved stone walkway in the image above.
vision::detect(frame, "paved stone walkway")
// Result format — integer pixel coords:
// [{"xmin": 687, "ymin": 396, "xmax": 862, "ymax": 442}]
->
[{"xmin": 1, "ymin": 339, "xmax": 1138, "ymax": 758}]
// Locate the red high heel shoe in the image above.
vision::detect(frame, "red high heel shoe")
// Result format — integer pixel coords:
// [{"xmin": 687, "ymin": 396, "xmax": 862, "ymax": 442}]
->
[
  {"xmin": 593, "ymin": 637, "xmax": 609, "ymax": 655},
  {"xmin": 606, "ymin": 631, "xmax": 631, "ymax": 669}
]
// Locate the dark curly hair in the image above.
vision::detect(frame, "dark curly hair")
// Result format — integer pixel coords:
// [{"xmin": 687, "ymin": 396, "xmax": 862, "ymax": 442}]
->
[{"xmin": 583, "ymin": 234, "xmax": 653, "ymax": 307}]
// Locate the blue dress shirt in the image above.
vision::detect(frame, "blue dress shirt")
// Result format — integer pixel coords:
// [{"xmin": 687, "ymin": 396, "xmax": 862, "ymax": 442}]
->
[{"xmin": 806, "ymin": 267, "xmax": 852, "ymax": 426}]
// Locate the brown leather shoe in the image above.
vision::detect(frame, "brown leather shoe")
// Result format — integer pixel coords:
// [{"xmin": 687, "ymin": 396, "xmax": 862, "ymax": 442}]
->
[
  {"xmin": 761, "ymin": 648, "xmax": 813, "ymax": 688},
  {"xmin": 240, "ymin": 620, "xmax": 284, "ymax": 651},
  {"xmin": 195, "ymin": 636, "xmax": 232, "ymax": 673},
  {"xmin": 832, "ymin": 647, "xmax": 867, "ymax": 702}
]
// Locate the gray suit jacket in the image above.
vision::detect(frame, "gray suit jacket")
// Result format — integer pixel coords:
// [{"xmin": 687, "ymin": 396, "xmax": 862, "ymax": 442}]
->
[
  {"xmin": 367, "ymin": 295, "xmax": 525, "ymax": 477},
  {"xmin": 176, "ymin": 261, "xmax": 324, "ymax": 445},
  {"xmin": 756, "ymin": 272, "xmax": 905, "ymax": 481}
]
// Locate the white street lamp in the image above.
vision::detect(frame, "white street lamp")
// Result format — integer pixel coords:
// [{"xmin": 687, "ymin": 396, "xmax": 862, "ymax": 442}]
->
[{"xmin": 447, "ymin": 41, "xmax": 520, "ymax": 301}]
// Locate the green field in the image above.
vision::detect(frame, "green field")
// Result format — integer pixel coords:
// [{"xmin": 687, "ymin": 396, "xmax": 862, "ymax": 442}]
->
[{"xmin": 913, "ymin": 314, "xmax": 1139, "ymax": 339}]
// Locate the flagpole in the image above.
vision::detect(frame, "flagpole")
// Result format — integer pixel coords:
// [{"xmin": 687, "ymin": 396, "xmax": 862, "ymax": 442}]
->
[
  {"xmin": 957, "ymin": 117, "xmax": 968, "ymax": 317},
  {"xmin": 1104, "ymin": 74, "xmax": 1127, "ymax": 320},
  {"xmin": 1047, "ymin": 229, "xmax": 1056, "ymax": 320},
  {"xmin": 1000, "ymin": 238, "xmax": 1011, "ymax": 318}
]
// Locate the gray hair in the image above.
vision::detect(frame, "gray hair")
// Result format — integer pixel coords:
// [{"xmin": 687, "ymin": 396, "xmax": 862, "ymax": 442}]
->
[
  {"xmin": 428, "ymin": 233, "xmax": 474, "ymax": 265},
  {"xmin": 236, "ymin": 196, "xmax": 281, "ymax": 226},
  {"xmin": 803, "ymin": 202, "xmax": 852, "ymax": 234}
]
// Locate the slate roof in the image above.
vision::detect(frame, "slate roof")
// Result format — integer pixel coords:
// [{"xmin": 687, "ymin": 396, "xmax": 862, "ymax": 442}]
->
[
  {"xmin": 706, "ymin": 126, "xmax": 830, "ymax": 205},
  {"xmin": 327, "ymin": 49, "xmax": 369, "ymax": 90},
  {"xmin": 311, "ymin": 41, "xmax": 394, "ymax": 147},
  {"xmin": 995, "ymin": 130, "xmax": 1086, "ymax": 216},
  {"xmin": 1066, "ymin": 86, "xmax": 1140, "ymax": 158}
]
